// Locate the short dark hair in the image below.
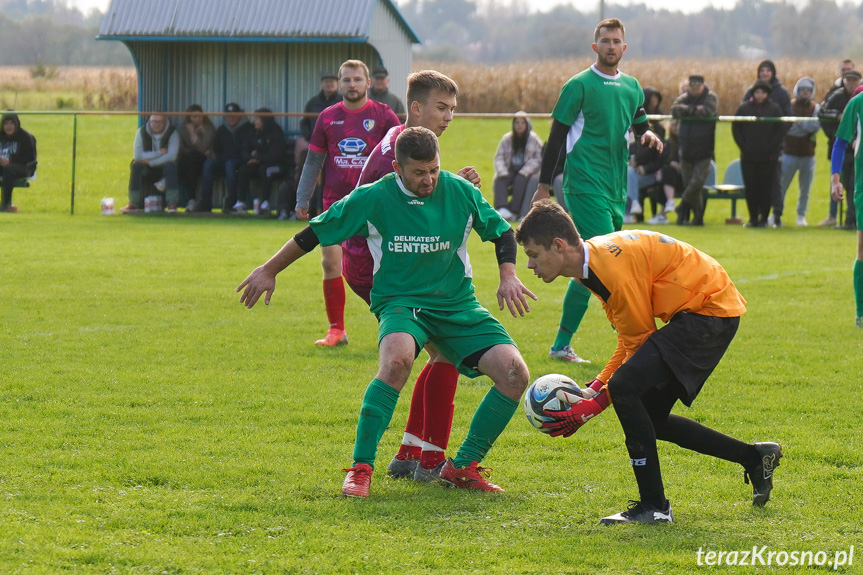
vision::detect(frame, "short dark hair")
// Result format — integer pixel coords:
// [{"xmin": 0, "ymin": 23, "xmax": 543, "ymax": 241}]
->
[
  {"xmin": 406, "ymin": 70, "xmax": 459, "ymax": 108},
  {"xmin": 395, "ymin": 126, "xmax": 439, "ymax": 166},
  {"xmin": 594, "ymin": 18, "xmax": 625, "ymax": 42},
  {"xmin": 515, "ymin": 199, "xmax": 582, "ymax": 249}
]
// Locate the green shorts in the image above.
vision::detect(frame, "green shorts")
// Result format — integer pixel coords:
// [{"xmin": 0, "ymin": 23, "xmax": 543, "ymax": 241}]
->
[
  {"xmin": 856, "ymin": 186, "xmax": 863, "ymax": 231},
  {"xmin": 563, "ymin": 192, "xmax": 624, "ymax": 239},
  {"xmin": 377, "ymin": 304, "xmax": 516, "ymax": 378}
]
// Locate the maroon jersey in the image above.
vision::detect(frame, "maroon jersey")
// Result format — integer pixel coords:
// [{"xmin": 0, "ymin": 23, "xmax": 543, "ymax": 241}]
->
[
  {"xmin": 340, "ymin": 123, "xmax": 406, "ymax": 302},
  {"xmin": 309, "ymin": 100, "xmax": 400, "ymax": 209}
]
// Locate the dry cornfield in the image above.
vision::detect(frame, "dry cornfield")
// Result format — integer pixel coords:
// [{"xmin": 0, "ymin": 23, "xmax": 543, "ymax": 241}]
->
[
  {"xmin": 424, "ymin": 58, "xmax": 840, "ymax": 116},
  {"xmin": 0, "ymin": 66, "xmax": 137, "ymax": 110}
]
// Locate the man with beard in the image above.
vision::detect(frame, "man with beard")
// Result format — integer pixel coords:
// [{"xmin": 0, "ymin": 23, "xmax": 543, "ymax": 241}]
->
[
  {"xmin": 294, "ymin": 59, "xmax": 401, "ymax": 348},
  {"xmin": 531, "ymin": 18, "xmax": 662, "ymax": 365}
]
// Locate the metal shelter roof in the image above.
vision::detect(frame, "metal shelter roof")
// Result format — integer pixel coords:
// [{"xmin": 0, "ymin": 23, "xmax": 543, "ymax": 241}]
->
[{"xmin": 98, "ymin": 0, "xmax": 421, "ymax": 44}]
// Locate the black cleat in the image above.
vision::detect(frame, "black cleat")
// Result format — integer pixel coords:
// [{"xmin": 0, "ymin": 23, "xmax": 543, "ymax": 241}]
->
[
  {"xmin": 386, "ymin": 454, "xmax": 419, "ymax": 479},
  {"xmin": 745, "ymin": 442, "xmax": 782, "ymax": 506},
  {"xmin": 599, "ymin": 500, "xmax": 674, "ymax": 525}
]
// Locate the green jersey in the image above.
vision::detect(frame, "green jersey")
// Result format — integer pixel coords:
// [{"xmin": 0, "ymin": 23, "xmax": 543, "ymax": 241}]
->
[
  {"xmin": 835, "ymin": 92, "xmax": 863, "ymax": 196},
  {"xmin": 310, "ymin": 171, "xmax": 511, "ymax": 315},
  {"xmin": 552, "ymin": 65, "xmax": 647, "ymax": 201}
]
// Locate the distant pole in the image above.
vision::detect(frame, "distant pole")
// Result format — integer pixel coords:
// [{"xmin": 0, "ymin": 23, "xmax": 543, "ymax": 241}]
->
[{"xmin": 599, "ymin": 0, "xmax": 604, "ymax": 20}]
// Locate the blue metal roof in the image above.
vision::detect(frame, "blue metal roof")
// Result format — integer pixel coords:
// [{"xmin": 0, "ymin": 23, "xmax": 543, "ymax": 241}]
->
[{"xmin": 98, "ymin": 0, "xmax": 420, "ymax": 44}]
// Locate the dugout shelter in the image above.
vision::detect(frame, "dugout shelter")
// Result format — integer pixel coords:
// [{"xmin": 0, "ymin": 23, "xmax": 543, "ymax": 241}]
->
[{"xmin": 97, "ymin": 0, "xmax": 420, "ymax": 131}]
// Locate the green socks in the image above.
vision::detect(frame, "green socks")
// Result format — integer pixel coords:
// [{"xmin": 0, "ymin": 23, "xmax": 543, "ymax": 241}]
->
[
  {"xmin": 552, "ymin": 279, "xmax": 591, "ymax": 351},
  {"xmin": 855, "ymin": 259, "xmax": 863, "ymax": 317},
  {"xmin": 453, "ymin": 386, "xmax": 519, "ymax": 468},
  {"xmin": 352, "ymin": 379, "xmax": 400, "ymax": 467}
]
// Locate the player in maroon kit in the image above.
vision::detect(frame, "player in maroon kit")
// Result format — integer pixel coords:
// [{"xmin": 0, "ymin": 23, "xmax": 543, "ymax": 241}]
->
[
  {"xmin": 349, "ymin": 70, "xmax": 483, "ymax": 482},
  {"xmin": 294, "ymin": 60, "xmax": 401, "ymax": 347}
]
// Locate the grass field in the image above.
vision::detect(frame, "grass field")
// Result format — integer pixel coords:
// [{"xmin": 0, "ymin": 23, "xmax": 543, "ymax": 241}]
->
[{"xmin": 2, "ymin": 117, "xmax": 863, "ymax": 573}]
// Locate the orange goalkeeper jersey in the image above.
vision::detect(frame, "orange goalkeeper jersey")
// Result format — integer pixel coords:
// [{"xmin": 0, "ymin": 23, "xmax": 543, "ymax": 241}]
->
[{"xmin": 580, "ymin": 230, "xmax": 747, "ymax": 384}]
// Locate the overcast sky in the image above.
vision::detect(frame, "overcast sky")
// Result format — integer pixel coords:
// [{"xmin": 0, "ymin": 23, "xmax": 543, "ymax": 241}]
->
[
  {"xmin": 65, "ymin": 0, "xmax": 860, "ymax": 17},
  {"xmin": 67, "ymin": 0, "xmax": 741, "ymax": 16}
]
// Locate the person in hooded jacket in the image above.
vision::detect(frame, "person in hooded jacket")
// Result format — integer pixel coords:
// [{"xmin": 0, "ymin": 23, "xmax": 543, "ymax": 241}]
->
[
  {"xmin": 122, "ymin": 113, "xmax": 180, "ymax": 213},
  {"xmin": 233, "ymin": 108, "xmax": 288, "ymax": 214},
  {"xmin": 733, "ymin": 80, "xmax": 785, "ymax": 227},
  {"xmin": 0, "ymin": 112, "xmax": 36, "ymax": 213},
  {"xmin": 492, "ymin": 111, "xmax": 543, "ymax": 221},
  {"xmin": 625, "ymin": 87, "xmax": 668, "ymax": 223},
  {"xmin": 742, "ymin": 60, "xmax": 792, "ymax": 115},
  {"xmin": 778, "ymin": 78, "xmax": 820, "ymax": 226}
]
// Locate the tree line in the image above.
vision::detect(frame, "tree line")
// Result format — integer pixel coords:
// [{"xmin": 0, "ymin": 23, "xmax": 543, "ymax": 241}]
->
[{"xmin": 398, "ymin": 0, "xmax": 863, "ymax": 62}]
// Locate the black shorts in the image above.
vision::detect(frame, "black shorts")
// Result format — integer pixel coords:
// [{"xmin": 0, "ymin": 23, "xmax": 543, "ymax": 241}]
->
[{"xmin": 637, "ymin": 312, "xmax": 740, "ymax": 406}]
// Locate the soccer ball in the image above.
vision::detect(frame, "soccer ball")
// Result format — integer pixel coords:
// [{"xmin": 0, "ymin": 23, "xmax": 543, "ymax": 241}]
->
[{"xmin": 523, "ymin": 373, "xmax": 585, "ymax": 434}]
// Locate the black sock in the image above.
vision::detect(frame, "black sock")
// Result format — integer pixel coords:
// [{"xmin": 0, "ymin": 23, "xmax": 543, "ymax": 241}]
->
[{"xmin": 656, "ymin": 414, "xmax": 760, "ymax": 469}]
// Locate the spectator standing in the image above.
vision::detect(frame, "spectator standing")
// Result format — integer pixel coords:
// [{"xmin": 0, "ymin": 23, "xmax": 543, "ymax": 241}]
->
[
  {"xmin": 233, "ymin": 108, "xmax": 289, "ymax": 214},
  {"xmin": 293, "ymin": 59, "xmax": 400, "ymax": 348},
  {"xmin": 493, "ymin": 111, "xmax": 543, "ymax": 221},
  {"xmin": 742, "ymin": 60, "xmax": 792, "ymax": 115},
  {"xmin": 0, "ymin": 112, "xmax": 36, "ymax": 213},
  {"xmin": 198, "ymin": 103, "xmax": 252, "ymax": 213},
  {"xmin": 733, "ymin": 80, "xmax": 785, "ymax": 228},
  {"xmin": 779, "ymin": 78, "xmax": 820, "ymax": 227},
  {"xmin": 295, "ymin": 73, "xmax": 342, "ymax": 173},
  {"xmin": 670, "ymin": 74, "xmax": 718, "ymax": 226},
  {"xmin": 369, "ymin": 66, "xmax": 406, "ymax": 116},
  {"xmin": 530, "ymin": 18, "xmax": 662, "ymax": 365},
  {"xmin": 122, "ymin": 113, "xmax": 180, "ymax": 214},
  {"xmin": 177, "ymin": 104, "xmax": 216, "ymax": 212},
  {"xmin": 819, "ymin": 69, "xmax": 862, "ymax": 229}
]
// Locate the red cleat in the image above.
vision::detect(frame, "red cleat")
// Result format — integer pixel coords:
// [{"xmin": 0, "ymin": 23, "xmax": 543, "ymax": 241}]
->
[
  {"xmin": 440, "ymin": 458, "xmax": 504, "ymax": 492},
  {"xmin": 315, "ymin": 328, "xmax": 348, "ymax": 347},
  {"xmin": 342, "ymin": 463, "xmax": 373, "ymax": 498}
]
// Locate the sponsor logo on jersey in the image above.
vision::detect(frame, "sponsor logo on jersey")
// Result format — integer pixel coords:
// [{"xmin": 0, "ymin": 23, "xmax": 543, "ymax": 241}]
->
[
  {"xmin": 388, "ymin": 235, "xmax": 450, "ymax": 253},
  {"xmin": 603, "ymin": 80, "xmax": 622, "ymax": 87},
  {"xmin": 363, "ymin": 119, "xmax": 375, "ymax": 131},
  {"xmin": 329, "ymin": 120, "xmax": 345, "ymax": 125},
  {"xmin": 407, "ymin": 199, "xmax": 424, "ymax": 205}
]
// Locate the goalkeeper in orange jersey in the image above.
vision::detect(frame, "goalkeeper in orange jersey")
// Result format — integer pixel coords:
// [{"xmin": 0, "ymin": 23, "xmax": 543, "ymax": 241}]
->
[{"xmin": 515, "ymin": 200, "xmax": 781, "ymax": 525}]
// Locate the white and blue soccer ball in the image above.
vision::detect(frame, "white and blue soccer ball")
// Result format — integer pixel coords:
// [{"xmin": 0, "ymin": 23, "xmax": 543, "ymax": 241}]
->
[{"xmin": 523, "ymin": 373, "xmax": 584, "ymax": 434}]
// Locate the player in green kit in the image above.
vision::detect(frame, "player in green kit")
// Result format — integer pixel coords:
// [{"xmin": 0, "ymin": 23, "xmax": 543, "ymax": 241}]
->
[
  {"xmin": 829, "ymin": 85, "xmax": 863, "ymax": 328},
  {"xmin": 532, "ymin": 18, "xmax": 663, "ymax": 363},
  {"xmin": 237, "ymin": 127, "xmax": 537, "ymax": 497}
]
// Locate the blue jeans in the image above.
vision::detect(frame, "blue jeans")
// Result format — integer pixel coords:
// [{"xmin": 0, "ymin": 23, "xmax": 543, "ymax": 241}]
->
[
  {"xmin": 203, "ymin": 158, "xmax": 241, "ymax": 209},
  {"xmin": 626, "ymin": 166, "xmax": 659, "ymax": 213},
  {"xmin": 779, "ymin": 154, "xmax": 815, "ymax": 218}
]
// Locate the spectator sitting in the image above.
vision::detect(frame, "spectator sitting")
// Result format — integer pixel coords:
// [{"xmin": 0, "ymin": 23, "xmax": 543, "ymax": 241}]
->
[
  {"xmin": 122, "ymin": 113, "xmax": 180, "ymax": 214},
  {"xmin": 653, "ymin": 117, "xmax": 684, "ymax": 224},
  {"xmin": 819, "ymin": 69, "xmax": 862, "ymax": 229},
  {"xmin": 197, "ymin": 102, "xmax": 252, "ymax": 213},
  {"xmin": 779, "ymin": 77, "xmax": 820, "ymax": 227},
  {"xmin": 625, "ymin": 86, "xmax": 667, "ymax": 224},
  {"xmin": 369, "ymin": 66, "xmax": 406, "ymax": 116},
  {"xmin": 733, "ymin": 79, "xmax": 785, "ymax": 228},
  {"xmin": 493, "ymin": 111, "xmax": 543, "ymax": 221},
  {"xmin": 177, "ymin": 104, "xmax": 216, "ymax": 212},
  {"xmin": 524, "ymin": 140, "xmax": 567, "ymax": 218},
  {"xmin": 233, "ymin": 108, "xmax": 288, "ymax": 214},
  {"xmin": 0, "ymin": 112, "xmax": 37, "ymax": 213}
]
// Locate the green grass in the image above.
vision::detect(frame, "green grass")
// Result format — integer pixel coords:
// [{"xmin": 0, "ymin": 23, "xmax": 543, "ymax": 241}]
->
[{"xmin": 2, "ymin": 116, "xmax": 862, "ymax": 573}]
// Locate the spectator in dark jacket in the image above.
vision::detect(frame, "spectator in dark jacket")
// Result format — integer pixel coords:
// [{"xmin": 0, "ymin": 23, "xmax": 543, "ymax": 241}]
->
[
  {"xmin": 670, "ymin": 75, "xmax": 717, "ymax": 226},
  {"xmin": 177, "ymin": 104, "xmax": 216, "ymax": 212},
  {"xmin": 742, "ymin": 60, "xmax": 792, "ymax": 115},
  {"xmin": 0, "ymin": 112, "xmax": 36, "ymax": 213},
  {"xmin": 198, "ymin": 102, "xmax": 253, "ymax": 213},
  {"xmin": 733, "ymin": 80, "xmax": 785, "ymax": 227},
  {"xmin": 626, "ymin": 87, "xmax": 668, "ymax": 223},
  {"xmin": 295, "ymin": 73, "xmax": 343, "ymax": 169},
  {"xmin": 818, "ymin": 69, "xmax": 862, "ymax": 229},
  {"xmin": 233, "ymin": 108, "xmax": 288, "ymax": 214}
]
